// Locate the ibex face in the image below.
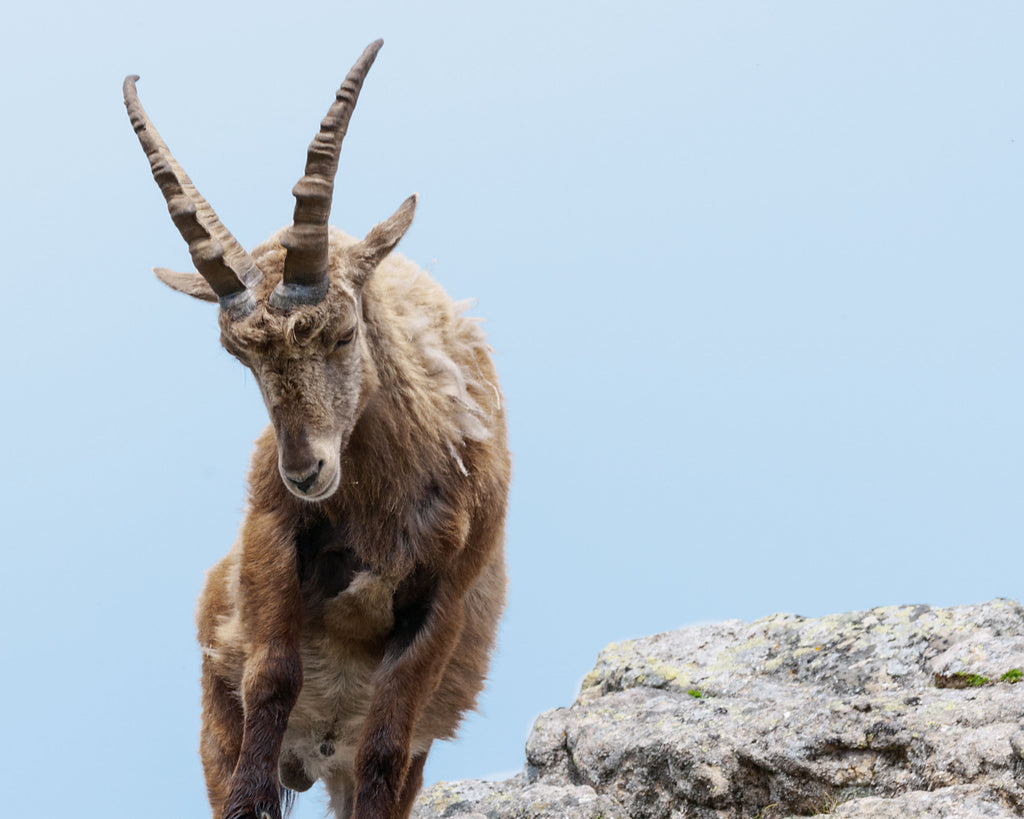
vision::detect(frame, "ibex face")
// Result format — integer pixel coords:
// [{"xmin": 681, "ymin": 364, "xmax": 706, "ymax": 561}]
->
[
  {"xmin": 217, "ymin": 255, "xmax": 373, "ymax": 501},
  {"xmin": 210, "ymin": 219, "xmax": 409, "ymax": 500},
  {"xmin": 125, "ymin": 39, "xmax": 415, "ymax": 500}
]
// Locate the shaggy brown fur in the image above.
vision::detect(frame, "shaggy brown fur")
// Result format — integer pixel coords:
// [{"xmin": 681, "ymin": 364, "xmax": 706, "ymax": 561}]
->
[{"xmin": 126, "ymin": 43, "xmax": 509, "ymax": 819}]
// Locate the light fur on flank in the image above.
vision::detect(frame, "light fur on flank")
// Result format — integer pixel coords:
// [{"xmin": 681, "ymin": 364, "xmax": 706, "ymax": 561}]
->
[{"xmin": 125, "ymin": 40, "xmax": 509, "ymax": 819}]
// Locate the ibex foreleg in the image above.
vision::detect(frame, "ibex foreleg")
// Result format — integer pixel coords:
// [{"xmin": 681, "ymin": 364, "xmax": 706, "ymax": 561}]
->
[
  {"xmin": 220, "ymin": 512, "xmax": 304, "ymax": 819},
  {"xmin": 352, "ymin": 586, "xmax": 466, "ymax": 819}
]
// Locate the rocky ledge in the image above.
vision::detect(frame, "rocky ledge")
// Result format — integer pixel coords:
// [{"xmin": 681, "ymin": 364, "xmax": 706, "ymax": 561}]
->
[{"xmin": 412, "ymin": 599, "xmax": 1024, "ymax": 818}]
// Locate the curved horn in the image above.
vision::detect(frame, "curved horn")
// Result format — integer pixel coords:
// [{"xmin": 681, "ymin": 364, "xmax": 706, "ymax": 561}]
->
[
  {"xmin": 123, "ymin": 76, "xmax": 261, "ymax": 308},
  {"xmin": 277, "ymin": 39, "xmax": 383, "ymax": 304}
]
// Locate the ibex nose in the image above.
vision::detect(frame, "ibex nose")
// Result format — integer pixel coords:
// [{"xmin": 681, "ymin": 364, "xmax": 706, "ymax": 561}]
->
[{"xmin": 284, "ymin": 461, "xmax": 323, "ymax": 493}]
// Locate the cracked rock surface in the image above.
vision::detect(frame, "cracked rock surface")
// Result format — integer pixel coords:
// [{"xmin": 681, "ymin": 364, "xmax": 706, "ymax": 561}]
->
[{"xmin": 412, "ymin": 599, "xmax": 1024, "ymax": 818}]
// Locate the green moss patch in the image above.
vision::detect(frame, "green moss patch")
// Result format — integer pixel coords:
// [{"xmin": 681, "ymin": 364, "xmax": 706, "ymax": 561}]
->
[{"xmin": 933, "ymin": 672, "xmax": 990, "ymax": 689}]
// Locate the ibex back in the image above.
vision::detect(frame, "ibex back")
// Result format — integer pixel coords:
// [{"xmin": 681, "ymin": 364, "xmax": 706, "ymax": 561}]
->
[{"xmin": 124, "ymin": 40, "xmax": 510, "ymax": 819}]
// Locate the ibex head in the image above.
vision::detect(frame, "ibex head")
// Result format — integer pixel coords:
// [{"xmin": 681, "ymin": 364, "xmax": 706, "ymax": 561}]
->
[{"xmin": 126, "ymin": 40, "xmax": 415, "ymax": 501}]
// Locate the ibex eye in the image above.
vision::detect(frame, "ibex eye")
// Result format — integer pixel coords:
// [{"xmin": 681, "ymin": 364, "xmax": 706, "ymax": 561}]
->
[{"xmin": 334, "ymin": 328, "xmax": 356, "ymax": 349}]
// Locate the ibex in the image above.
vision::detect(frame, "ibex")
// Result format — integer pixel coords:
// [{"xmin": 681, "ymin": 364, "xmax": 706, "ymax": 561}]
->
[{"xmin": 124, "ymin": 40, "xmax": 509, "ymax": 819}]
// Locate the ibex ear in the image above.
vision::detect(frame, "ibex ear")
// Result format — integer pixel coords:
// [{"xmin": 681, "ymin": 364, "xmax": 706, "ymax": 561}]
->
[
  {"xmin": 355, "ymin": 194, "xmax": 417, "ymax": 275},
  {"xmin": 153, "ymin": 267, "xmax": 219, "ymax": 302}
]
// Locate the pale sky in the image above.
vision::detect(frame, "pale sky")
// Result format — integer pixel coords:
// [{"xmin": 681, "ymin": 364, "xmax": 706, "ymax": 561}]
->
[{"xmin": 1, "ymin": 2, "xmax": 1022, "ymax": 817}]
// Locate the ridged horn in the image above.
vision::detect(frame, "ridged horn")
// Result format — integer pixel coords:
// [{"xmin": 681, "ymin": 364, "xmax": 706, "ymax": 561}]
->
[
  {"xmin": 123, "ymin": 75, "xmax": 261, "ymax": 310},
  {"xmin": 277, "ymin": 39, "xmax": 383, "ymax": 305}
]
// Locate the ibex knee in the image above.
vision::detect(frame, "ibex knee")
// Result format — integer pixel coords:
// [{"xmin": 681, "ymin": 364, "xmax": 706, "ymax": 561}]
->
[{"xmin": 242, "ymin": 642, "xmax": 303, "ymax": 711}]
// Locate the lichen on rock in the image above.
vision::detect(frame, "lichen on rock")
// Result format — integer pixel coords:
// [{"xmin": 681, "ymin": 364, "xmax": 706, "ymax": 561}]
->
[{"xmin": 412, "ymin": 599, "xmax": 1024, "ymax": 819}]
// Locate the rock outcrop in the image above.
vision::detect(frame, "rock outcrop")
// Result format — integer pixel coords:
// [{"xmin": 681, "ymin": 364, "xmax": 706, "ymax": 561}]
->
[{"xmin": 412, "ymin": 599, "xmax": 1024, "ymax": 818}]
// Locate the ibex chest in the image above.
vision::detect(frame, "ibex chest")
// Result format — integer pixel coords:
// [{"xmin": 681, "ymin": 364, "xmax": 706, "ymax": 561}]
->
[
  {"xmin": 294, "ymin": 514, "xmax": 399, "ymax": 641},
  {"xmin": 282, "ymin": 514, "xmax": 433, "ymax": 789}
]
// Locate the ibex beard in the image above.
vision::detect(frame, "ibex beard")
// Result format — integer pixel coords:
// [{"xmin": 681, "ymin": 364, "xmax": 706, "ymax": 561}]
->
[{"xmin": 125, "ymin": 40, "xmax": 510, "ymax": 819}]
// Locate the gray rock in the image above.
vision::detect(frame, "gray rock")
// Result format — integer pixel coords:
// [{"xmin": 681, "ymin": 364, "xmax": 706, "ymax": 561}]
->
[
  {"xmin": 414, "ymin": 599, "xmax": 1024, "ymax": 819},
  {"xmin": 412, "ymin": 776, "xmax": 626, "ymax": 818},
  {"xmin": 818, "ymin": 784, "xmax": 1015, "ymax": 818}
]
